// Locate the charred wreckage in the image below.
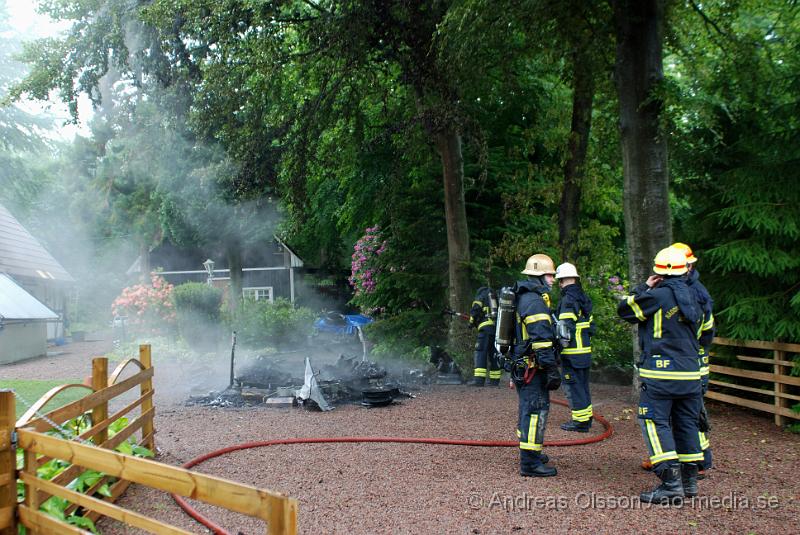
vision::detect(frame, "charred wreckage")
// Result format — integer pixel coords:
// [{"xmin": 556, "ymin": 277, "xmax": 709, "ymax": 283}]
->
[{"xmin": 187, "ymin": 344, "xmax": 464, "ymax": 411}]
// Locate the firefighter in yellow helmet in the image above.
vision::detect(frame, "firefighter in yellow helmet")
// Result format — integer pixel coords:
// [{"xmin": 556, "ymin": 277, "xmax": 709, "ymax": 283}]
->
[
  {"xmin": 672, "ymin": 242, "xmax": 715, "ymax": 479},
  {"xmin": 511, "ymin": 254, "xmax": 560, "ymax": 477},
  {"xmin": 618, "ymin": 246, "xmax": 704, "ymax": 503}
]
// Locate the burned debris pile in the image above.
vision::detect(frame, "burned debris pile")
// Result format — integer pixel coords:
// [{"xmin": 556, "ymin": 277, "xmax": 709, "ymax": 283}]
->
[{"xmin": 187, "ymin": 351, "xmax": 444, "ymax": 411}]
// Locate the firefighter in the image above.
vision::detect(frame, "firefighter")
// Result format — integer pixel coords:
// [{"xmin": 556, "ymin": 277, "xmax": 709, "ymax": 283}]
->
[
  {"xmin": 672, "ymin": 242, "xmax": 715, "ymax": 478},
  {"xmin": 618, "ymin": 246, "xmax": 704, "ymax": 503},
  {"xmin": 512, "ymin": 254, "xmax": 561, "ymax": 477},
  {"xmin": 469, "ymin": 287, "xmax": 502, "ymax": 386},
  {"xmin": 554, "ymin": 262, "xmax": 595, "ymax": 432}
]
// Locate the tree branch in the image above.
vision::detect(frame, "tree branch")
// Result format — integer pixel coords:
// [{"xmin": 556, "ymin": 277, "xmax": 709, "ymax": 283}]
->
[{"xmin": 687, "ymin": 0, "xmax": 735, "ymax": 42}]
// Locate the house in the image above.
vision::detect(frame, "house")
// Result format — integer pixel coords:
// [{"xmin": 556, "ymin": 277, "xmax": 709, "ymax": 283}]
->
[
  {"xmin": 0, "ymin": 202, "xmax": 74, "ymax": 340},
  {"xmin": 128, "ymin": 237, "xmax": 305, "ymax": 303},
  {"xmin": 0, "ymin": 273, "xmax": 59, "ymax": 363}
]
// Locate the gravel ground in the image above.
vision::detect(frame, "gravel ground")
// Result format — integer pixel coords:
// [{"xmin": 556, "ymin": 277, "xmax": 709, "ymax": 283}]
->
[
  {"xmin": 3, "ymin": 339, "xmax": 799, "ymax": 534},
  {"xmin": 101, "ymin": 385, "xmax": 798, "ymax": 535},
  {"xmin": 2, "ymin": 336, "xmax": 115, "ymax": 382}
]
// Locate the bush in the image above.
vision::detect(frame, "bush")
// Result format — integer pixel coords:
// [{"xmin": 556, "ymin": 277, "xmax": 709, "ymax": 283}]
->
[
  {"xmin": 231, "ymin": 298, "xmax": 315, "ymax": 349},
  {"xmin": 110, "ymin": 275, "xmax": 176, "ymax": 335},
  {"xmin": 581, "ymin": 278, "xmax": 635, "ymax": 368},
  {"xmin": 173, "ymin": 283, "xmax": 224, "ymax": 348},
  {"xmin": 173, "ymin": 283, "xmax": 223, "ymax": 320},
  {"xmin": 364, "ymin": 309, "xmax": 448, "ymax": 362}
]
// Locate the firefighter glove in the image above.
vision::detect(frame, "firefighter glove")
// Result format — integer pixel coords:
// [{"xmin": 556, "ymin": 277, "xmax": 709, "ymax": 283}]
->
[
  {"xmin": 544, "ymin": 366, "xmax": 561, "ymax": 391},
  {"xmin": 698, "ymin": 406, "xmax": 711, "ymax": 433}
]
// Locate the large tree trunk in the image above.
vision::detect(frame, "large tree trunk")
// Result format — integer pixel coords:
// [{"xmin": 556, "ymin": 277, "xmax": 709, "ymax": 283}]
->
[
  {"xmin": 558, "ymin": 50, "xmax": 596, "ymax": 261},
  {"xmin": 226, "ymin": 240, "xmax": 244, "ymax": 311},
  {"xmin": 614, "ymin": 0, "xmax": 672, "ymax": 397},
  {"xmin": 434, "ymin": 127, "xmax": 472, "ymax": 349},
  {"xmin": 139, "ymin": 243, "xmax": 151, "ymax": 283}
]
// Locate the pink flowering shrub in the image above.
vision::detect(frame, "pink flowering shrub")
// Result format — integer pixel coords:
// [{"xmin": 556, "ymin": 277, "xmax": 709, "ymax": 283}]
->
[
  {"xmin": 349, "ymin": 226, "xmax": 387, "ymax": 303},
  {"xmin": 111, "ymin": 275, "xmax": 176, "ymax": 333}
]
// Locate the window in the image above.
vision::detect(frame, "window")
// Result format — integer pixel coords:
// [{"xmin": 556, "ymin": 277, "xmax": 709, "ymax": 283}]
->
[{"xmin": 243, "ymin": 287, "xmax": 273, "ymax": 302}]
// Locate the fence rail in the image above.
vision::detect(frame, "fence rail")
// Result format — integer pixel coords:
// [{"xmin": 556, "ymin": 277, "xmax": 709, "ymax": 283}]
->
[
  {"xmin": 0, "ymin": 344, "xmax": 297, "ymax": 534},
  {"xmin": 708, "ymin": 337, "xmax": 800, "ymax": 426}
]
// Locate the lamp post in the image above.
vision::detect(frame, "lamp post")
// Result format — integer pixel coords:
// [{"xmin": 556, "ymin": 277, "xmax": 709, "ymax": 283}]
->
[{"xmin": 202, "ymin": 259, "xmax": 215, "ymax": 286}]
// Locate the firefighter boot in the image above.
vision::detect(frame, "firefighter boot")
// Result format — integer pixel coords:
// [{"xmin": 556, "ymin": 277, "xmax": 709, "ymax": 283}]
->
[
  {"xmin": 560, "ymin": 418, "xmax": 592, "ymax": 433},
  {"xmin": 469, "ymin": 377, "xmax": 485, "ymax": 387},
  {"xmin": 520, "ymin": 450, "xmax": 557, "ymax": 478},
  {"xmin": 640, "ymin": 464, "xmax": 684, "ymax": 504},
  {"xmin": 681, "ymin": 463, "xmax": 699, "ymax": 498},
  {"xmin": 488, "ymin": 378, "xmax": 500, "ymax": 386}
]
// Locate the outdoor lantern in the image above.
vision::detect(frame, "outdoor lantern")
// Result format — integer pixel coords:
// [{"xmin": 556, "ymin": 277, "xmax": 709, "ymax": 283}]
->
[{"xmin": 202, "ymin": 258, "xmax": 215, "ymax": 285}]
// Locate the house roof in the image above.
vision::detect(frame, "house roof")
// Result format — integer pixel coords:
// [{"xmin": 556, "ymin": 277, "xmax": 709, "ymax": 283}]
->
[
  {"xmin": 126, "ymin": 236, "xmax": 305, "ymax": 274},
  {"xmin": 0, "ymin": 202, "xmax": 74, "ymax": 283},
  {"xmin": 0, "ymin": 273, "xmax": 58, "ymax": 321},
  {"xmin": 274, "ymin": 236, "xmax": 304, "ymax": 268}
]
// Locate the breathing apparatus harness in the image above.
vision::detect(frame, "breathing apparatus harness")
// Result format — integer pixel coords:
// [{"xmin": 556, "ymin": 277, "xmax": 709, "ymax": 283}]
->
[{"xmin": 494, "ymin": 282, "xmax": 557, "ymax": 385}]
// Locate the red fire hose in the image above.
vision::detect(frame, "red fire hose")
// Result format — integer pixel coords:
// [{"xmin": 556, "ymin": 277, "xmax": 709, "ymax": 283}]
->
[{"xmin": 172, "ymin": 398, "xmax": 613, "ymax": 534}]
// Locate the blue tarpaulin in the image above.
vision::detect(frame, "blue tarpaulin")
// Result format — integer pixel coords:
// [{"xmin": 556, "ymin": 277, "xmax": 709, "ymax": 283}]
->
[{"xmin": 313, "ymin": 313, "xmax": 373, "ymax": 336}]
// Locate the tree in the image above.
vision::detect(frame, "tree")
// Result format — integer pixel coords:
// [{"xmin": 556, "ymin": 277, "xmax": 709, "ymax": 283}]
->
[
  {"xmin": 10, "ymin": 0, "xmax": 273, "ymax": 301},
  {"xmin": 0, "ymin": 0, "xmax": 54, "ymax": 210},
  {"xmin": 613, "ymin": 0, "xmax": 672, "ymax": 394},
  {"xmin": 140, "ymin": 0, "xmax": 475, "ymax": 343},
  {"xmin": 614, "ymin": 0, "xmax": 672, "ymax": 287},
  {"xmin": 668, "ymin": 0, "xmax": 800, "ymax": 342}
]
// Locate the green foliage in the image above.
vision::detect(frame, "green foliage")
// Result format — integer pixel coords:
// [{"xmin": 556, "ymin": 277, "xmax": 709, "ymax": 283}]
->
[
  {"xmin": 231, "ymin": 298, "xmax": 315, "ymax": 349},
  {"xmin": 365, "ymin": 309, "xmax": 448, "ymax": 362},
  {"xmin": 15, "ymin": 414, "xmax": 153, "ymax": 531},
  {"xmin": 0, "ymin": 380, "xmax": 84, "ymax": 419},
  {"xmin": 173, "ymin": 282, "xmax": 223, "ymax": 317},
  {"xmin": 580, "ymin": 278, "xmax": 635, "ymax": 368},
  {"xmin": 173, "ymin": 282, "xmax": 224, "ymax": 346},
  {"xmin": 8, "ymin": 0, "xmax": 799, "ymax": 362},
  {"xmin": 669, "ymin": 0, "xmax": 800, "ymax": 343}
]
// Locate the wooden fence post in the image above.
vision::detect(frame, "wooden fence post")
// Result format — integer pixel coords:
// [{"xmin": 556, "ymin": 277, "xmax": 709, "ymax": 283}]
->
[
  {"xmin": 92, "ymin": 358, "xmax": 109, "ymax": 445},
  {"xmin": 139, "ymin": 345, "xmax": 155, "ymax": 451},
  {"xmin": 267, "ymin": 498, "xmax": 298, "ymax": 535},
  {"xmin": 0, "ymin": 391, "xmax": 16, "ymax": 535},
  {"xmin": 774, "ymin": 345, "xmax": 788, "ymax": 427},
  {"xmin": 22, "ymin": 429, "xmax": 39, "ymax": 533}
]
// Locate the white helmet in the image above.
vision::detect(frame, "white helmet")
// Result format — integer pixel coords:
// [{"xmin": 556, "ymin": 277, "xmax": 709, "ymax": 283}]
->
[{"xmin": 555, "ymin": 262, "xmax": 580, "ymax": 280}]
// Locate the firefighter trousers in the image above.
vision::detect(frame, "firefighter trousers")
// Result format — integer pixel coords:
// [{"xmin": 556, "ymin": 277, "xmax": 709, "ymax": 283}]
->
[
  {"xmin": 638, "ymin": 381, "xmax": 703, "ymax": 475},
  {"xmin": 473, "ymin": 327, "xmax": 501, "ymax": 381},
  {"xmin": 562, "ymin": 360, "xmax": 592, "ymax": 423},
  {"xmin": 516, "ymin": 371, "xmax": 549, "ymax": 461}
]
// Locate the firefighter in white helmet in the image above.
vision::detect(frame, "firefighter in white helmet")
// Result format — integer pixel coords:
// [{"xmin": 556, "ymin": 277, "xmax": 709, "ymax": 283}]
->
[{"xmin": 554, "ymin": 262, "xmax": 595, "ymax": 432}]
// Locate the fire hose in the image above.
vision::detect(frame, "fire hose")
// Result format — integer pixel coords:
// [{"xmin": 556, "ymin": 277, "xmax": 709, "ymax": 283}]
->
[{"xmin": 172, "ymin": 398, "xmax": 613, "ymax": 534}]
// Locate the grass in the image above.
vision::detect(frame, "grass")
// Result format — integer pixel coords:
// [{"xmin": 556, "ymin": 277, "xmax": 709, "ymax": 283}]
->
[{"xmin": 0, "ymin": 379, "xmax": 87, "ymax": 419}]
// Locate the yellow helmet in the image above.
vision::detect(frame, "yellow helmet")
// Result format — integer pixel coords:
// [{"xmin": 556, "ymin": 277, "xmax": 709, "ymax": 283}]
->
[
  {"xmin": 671, "ymin": 242, "xmax": 697, "ymax": 264},
  {"xmin": 653, "ymin": 247, "xmax": 688, "ymax": 276},
  {"xmin": 521, "ymin": 254, "xmax": 556, "ymax": 276}
]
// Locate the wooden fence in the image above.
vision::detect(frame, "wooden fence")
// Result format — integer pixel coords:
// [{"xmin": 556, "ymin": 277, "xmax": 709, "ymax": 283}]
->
[
  {"xmin": 0, "ymin": 344, "xmax": 297, "ymax": 534},
  {"xmin": 708, "ymin": 337, "xmax": 800, "ymax": 426}
]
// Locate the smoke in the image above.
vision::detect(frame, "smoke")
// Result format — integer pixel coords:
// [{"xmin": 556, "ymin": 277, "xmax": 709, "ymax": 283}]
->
[{"xmin": 1, "ymin": 2, "xmax": 424, "ymax": 405}]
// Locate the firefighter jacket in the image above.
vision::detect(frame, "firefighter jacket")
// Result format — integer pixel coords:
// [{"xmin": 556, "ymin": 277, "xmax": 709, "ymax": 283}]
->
[
  {"xmin": 617, "ymin": 277, "xmax": 702, "ymax": 395},
  {"xmin": 512, "ymin": 279, "xmax": 557, "ymax": 369},
  {"xmin": 469, "ymin": 287, "xmax": 495, "ymax": 331},
  {"xmin": 687, "ymin": 269, "xmax": 715, "ymax": 382},
  {"xmin": 556, "ymin": 283, "xmax": 594, "ymax": 368}
]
